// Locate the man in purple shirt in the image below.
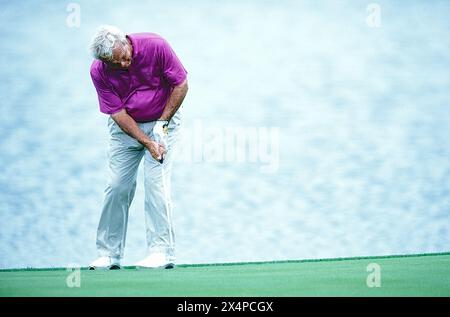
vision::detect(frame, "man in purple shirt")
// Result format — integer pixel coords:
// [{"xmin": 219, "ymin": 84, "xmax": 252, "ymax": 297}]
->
[{"xmin": 88, "ymin": 25, "xmax": 188, "ymax": 270}]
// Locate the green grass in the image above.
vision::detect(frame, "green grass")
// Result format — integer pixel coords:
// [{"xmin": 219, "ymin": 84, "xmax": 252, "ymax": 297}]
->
[{"xmin": 1, "ymin": 252, "xmax": 449, "ymax": 296}]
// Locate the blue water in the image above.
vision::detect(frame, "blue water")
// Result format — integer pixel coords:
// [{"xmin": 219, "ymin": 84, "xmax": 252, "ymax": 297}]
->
[{"xmin": 0, "ymin": 0, "xmax": 449, "ymax": 268}]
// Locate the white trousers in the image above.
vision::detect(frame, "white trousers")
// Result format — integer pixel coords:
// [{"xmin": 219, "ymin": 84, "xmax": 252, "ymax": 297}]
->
[{"xmin": 96, "ymin": 107, "xmax": 182, "ymax": 261}]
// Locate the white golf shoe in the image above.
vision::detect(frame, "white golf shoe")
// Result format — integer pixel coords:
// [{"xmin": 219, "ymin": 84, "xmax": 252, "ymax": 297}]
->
[
  {"xmin": 89, "ymin": 256, "xmax": 121, "ymax": 270},
  {"xmin": 135, "ymin": 253, "xmax": 175, "ymax": 269}
]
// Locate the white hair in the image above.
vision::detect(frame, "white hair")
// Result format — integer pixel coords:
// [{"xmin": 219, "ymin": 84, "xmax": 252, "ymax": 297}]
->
[{"xmin": 89, "ymin": 25, "xmax": 128, "ymax": 61}]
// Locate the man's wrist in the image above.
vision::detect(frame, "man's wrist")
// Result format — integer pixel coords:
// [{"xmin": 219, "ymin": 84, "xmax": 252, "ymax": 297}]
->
[{"xmin": 141, "ymin": 138, "xmax": 155, "ymax": 148}]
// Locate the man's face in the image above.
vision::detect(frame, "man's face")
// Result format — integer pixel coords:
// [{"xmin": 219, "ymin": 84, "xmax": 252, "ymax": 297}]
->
[{"xmin": 104, "ymin": 40, "xmax": 132, "ymax": 70}]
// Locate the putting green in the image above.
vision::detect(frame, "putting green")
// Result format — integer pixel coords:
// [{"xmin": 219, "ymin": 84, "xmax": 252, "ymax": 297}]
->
[{"xmin": 0, "ymin": 253, "xmax": 449, "ymax": 296}]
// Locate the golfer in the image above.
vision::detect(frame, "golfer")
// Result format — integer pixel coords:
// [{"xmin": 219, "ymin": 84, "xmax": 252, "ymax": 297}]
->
[{"xmin": 88, "ymin": 25, "xmax": 188, "ymax": 269}]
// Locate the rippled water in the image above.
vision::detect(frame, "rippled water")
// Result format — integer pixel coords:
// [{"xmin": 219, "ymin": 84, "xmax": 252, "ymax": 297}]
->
[{"xmin": 0, "ymin": 0, "xmax": 449, "ymax": 268}]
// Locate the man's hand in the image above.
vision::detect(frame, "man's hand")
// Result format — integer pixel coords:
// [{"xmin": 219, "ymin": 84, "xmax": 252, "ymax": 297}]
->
[
  {"xmin": 153, "ymin": 120, "xmax": 169, "ymax": 149},
  {"xmin": 111, "ymin": 109, "xmax": 166, "ymax": 163},
  {"xmin": 145, "ymin": 139, "xmax": 167, "ymax": 163}
]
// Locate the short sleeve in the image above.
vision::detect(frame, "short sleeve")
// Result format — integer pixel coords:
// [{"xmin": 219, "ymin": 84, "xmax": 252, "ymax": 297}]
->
[
  {"xmin": 90, "ymin": 66, "xmax": 123, "ymax": 115},
  {"xmin": 157, "ymin": 39, "xmax": 187, "ymax": 87}
]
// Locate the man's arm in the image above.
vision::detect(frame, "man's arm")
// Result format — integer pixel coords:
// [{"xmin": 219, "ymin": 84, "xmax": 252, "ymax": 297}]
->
[
  {"xmin": 158, "ymin": 79, "xmax": 188, "ymax": 122},
  {"xmin": 111, "ymin": 109, "xmax": 165, "ymax": 161}
]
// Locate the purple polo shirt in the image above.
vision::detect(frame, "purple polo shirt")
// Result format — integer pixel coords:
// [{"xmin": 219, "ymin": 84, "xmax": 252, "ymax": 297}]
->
[{"xmin": 90, "ymin": 33, "xmax": 187, "ymax": 122}]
